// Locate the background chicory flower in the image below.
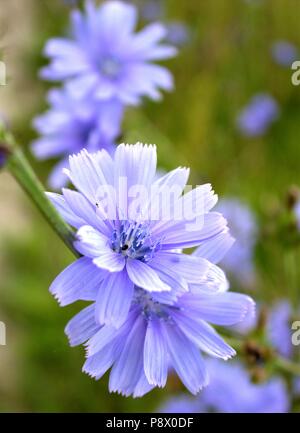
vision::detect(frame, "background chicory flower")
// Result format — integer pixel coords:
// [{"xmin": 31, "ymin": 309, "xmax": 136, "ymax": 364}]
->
[
  {"xmin": 32, "ymin": 87, "xmax": 123, "ymax": 189},
  {"xmin": 41, "ymin": 0, "xmax": 177, "ymax": 105},
  {"xmin": 237, "ymin": 93, "xmax": 280, "ymax": 137},
  {"xmin": 271, "ymin": 40, "xmax": 298, "ymax": 67}
]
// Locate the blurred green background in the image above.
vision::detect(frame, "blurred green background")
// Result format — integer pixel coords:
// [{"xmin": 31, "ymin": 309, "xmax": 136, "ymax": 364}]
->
[{"xmin": 0, "ymin": 0, "xmax": 300, "ymax": 412}]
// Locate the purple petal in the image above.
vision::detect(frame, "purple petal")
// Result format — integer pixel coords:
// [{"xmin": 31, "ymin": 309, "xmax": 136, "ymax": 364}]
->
[
  {"xmin": 164, "ymin": 324, "xmax": 209, "ymax": 394},
  {"xmin": 74, "ymin": 225, "xmax": 109, "ymax": 257},
  {"xmin": 46, "ymin": 191, "xmax": 86, "ymax": 228},
  {"xmin": 62, "ymin": 188, "xmax": 111, "ymax": 237},
  {"xmin": 181, "ymin": 292, "xmax": 255, "ymax": 326},
  {"xmin": 65, "ymin": 304, "xmax": 100, "ymax": 347},
  {"xmin": 144, "ymin": 319, "xmax": 168, "ymax": 387},
  {"xmin": 94, "ymin": 270, "xmax": 134, "ymax": 328},
  {"xmin": 171, "ymin": 310, "xmax": 236, "ymax": 360},
  {"xmin": 193, "ymin": 229, "xmax": 235, "ymax": 264},
  {"xmin": 50, "ymin": 257, "xmax": 107, "ymax": 305},
  {"xmin": 151, "ymin": 252, "xmax": 210, "ymax": 284},
  {"xmin": 109, "ymin": 314, "xmax": 146, "ymax": 396},
  {"xmin": 126, "ymin": 258, "xmax": 171, "ymax": 292},
  {"xmin": 93, "ymin": 250, "xmax": 125, "ymax": 272}
]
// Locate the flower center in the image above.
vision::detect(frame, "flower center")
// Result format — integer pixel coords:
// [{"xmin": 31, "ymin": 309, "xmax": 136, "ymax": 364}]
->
[
  {"xmin": 133, "ymin": 288, "xmax": 173, "ymax": 322},
  {"xmin": 100, "ymin": 57, "xmax": 121, "ymax": 79},
  {"xmin": 110, "ymin": 221, "xmax": 161, "ymax": 262}
]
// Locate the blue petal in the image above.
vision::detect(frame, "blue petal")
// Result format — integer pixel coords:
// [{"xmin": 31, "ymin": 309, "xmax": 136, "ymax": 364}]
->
[
  {"xmin": 93, "ymin": 250, "xmax": 125, "ymax": 272},
  {"xmin": 62, "ymin": 188, "xmax": 111, "ymax": 237},
  {"xmin": 133, "ymin": 372, "xmax": 155, "ymax": 398},
  {"xmin": 193, "ymin": 229, "xmax": 235, "ymax": 264},
  {"xmin": 74, "ymin": 225, "xmax": 109, "ymax": 257},
  {"xmin": 109, "ymin": 314, "xmax": 146, "ymax": 396},
  {"xmin": 144, "ymin": 319, "xmax": 168, "ymax": 387},
  {"xmin": 66, "ymin": 149, "xmax": 114, "ymax": 204},
  {"xmin": 65, "ymin": 304, "xmax": 100, "ymax": 347},
  {"xmin": 126, "ymin": 258, "xmax": 171, "ymax": 292},
  {"xmin": 164, "ymin": 324, "xmax": 209, "ymax": 394},
  {"xmin": 94, "ymin": 270, "xmax": 134, "ymax": 328},
  {"xmin": 158, "ymin": 212, "xmax": 228, "ymax": 249},
  {"xmin": 46, "ymin": 192, "xmax": 85, "ymax": 228},
  {"xmin": 171, "ymin": 310, "xmax": 236, "ymax": 360},
  {"xmin": 49, "ymin": 257, "xmax": 107, "ymax": 306},
  {"xmin": 181, "ymin": 292, "xmax": 255, "ymax": 326},
  {"xmin": 151, "ymin": 252, "xmax": 210, "ymax": 284}
]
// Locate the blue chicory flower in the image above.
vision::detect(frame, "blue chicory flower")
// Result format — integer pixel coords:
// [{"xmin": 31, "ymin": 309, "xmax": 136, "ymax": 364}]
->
[
  {"xmin": 216, "ymin": 198, "xmax": 257, "ymax": 287},
  {"xmin": 161, "ymin": 359, "xmax": 289, "ymax": 413},
  {"xmin": 32, "ymin": 87, "xmax": 123, "ymax": 189},
  {"xmin": 237, "ymin": 93, "xmax": 279, "ymax": 137},
  {"xmin": 41, "ymin": 0, "xmax": 177, "ymax": 105},
  {"xmin": 271, "ymin": 41, "xmax": 298, "ymax": 67},
  {"xmin": 47, "ymin": 143, "xmax": 254, "ymax": 397}
]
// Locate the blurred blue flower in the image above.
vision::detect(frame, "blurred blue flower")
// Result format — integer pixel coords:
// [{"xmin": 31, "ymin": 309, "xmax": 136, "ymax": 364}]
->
[
  {"xmin": 271, "ymin": 41, "xmax": 298, "ymax": 67},
  {"xmin": 160, "ymin": 396, "xmax": 200, "ymax": 413},
  {"xmin": 237, "ymin": 93, "xmax": 279, "ymax": 137},
  {"xmin": 47, "ymin": 143, "xmax": 254, "ymax": 397},
  {"xmin": 41, "ymin": 0, "xmax": 177, "ymax": 105},
  {"xmin": 32, "ymin": 87, "xmax": 123, "ymax": 189},
  {"xmin": 267, "ymin": 301, "xmax": 293, "ymax": 359},
  {"xmin": 216, "ymin": 198, "xmax": 257, "ymax": 286},
  {"xmin": 161, "ymin": 359, "xmax": 289, "ymax": 413},
  {"xmin": 165, "ymin": 22, "xmax": 191, "ymax": 47}
]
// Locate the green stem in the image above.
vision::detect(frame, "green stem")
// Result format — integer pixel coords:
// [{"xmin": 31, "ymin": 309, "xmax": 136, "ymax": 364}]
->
[
  {"xmin": 275, "ymin": 356, "xmax": 300, "ymax": 377},
  {"xmin": 1, "ymin": 127, "xmax": 79, "ymax": 257}
]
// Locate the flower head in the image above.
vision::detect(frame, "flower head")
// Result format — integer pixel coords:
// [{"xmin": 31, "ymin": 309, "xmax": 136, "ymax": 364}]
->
[
  {"xmin": 48, "ymin": 143, "xmax": 254, "ymax": 396},
  {"xmin": 65, "ymin": 242, "xmax": 253, "ymax": 397},
  {"xmin": 48, "ymin": 143, "xmax": 234, "ymax": 326},
  {"xmin": 41, "ymin": 0, "xmax": 177, "ymax": 105},
  {"xmin": 237, "ymin": 93, "xmax": 279, "ymax": 137},
  {"xmin": 32, "ymin": 87, "xmax": 123, "ymax": 189}
]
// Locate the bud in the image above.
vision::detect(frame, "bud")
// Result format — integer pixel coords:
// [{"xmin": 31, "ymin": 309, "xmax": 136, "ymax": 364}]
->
[
  {"xmin": 0, "ymin": 145, "xmax": 9, "ymax": 168},
  {"xmin": 244, "ymin": 340, "xmax": 271, "ymax": 365},
  {"xmin": 286, "ymin": 185, "xmax": 300, "ymax": 210}
]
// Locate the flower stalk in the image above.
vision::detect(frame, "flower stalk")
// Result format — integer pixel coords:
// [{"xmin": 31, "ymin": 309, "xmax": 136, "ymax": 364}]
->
[{"xmin": 0, "ymin": 125, "xmax": 79, "ymax": 257}]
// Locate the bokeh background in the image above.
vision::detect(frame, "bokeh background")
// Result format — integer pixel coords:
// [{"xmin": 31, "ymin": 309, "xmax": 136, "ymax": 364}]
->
[{"xmin": 0, "ymin": 0, "xmax": 300, "ymax": 412}]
